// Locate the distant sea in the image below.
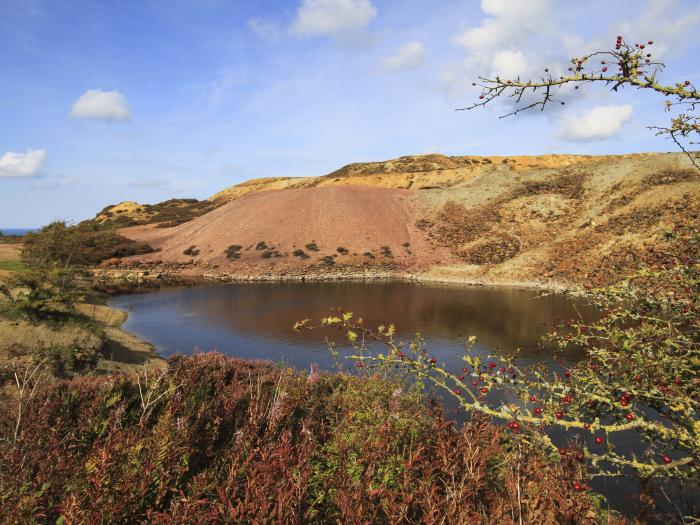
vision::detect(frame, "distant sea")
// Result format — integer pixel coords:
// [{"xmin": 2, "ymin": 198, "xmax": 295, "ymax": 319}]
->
[{"xmin": 0, "ymin": 228, "xmax": 37, "ymax": 236}]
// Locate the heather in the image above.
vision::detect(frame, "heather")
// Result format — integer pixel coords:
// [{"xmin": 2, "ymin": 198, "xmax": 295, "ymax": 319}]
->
[{"xmin": 0, "ymin": 354, "xmax": 607, "ymax": 524}]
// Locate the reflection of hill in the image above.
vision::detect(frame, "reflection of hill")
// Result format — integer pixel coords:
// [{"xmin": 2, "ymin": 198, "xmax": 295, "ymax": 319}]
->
[{"xmin": 165, "ymin": 283, "xmax": 595, "ymax": 358}]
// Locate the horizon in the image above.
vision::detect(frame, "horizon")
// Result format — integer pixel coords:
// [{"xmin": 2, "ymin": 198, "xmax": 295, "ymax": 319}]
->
[{"xmin": 2, "ymin": 0, "xmax": 699, "ymax": 227}]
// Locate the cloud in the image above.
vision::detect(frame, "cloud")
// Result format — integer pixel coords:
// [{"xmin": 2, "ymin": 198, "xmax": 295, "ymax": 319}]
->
[
  {"xmin": 489, "ymin": 50, "xmax": 527, "ymax": 78},
  {"xmin": 618, "ymin": 0, "xmax": 700, "ymax": 59},
  {"xmin": 70, "ymin": 89, "xmax": 132, "ymax": 120},
  {"xmin": 290, "ymin": 0, "xmax": 376, "ymax": 39},
  {"xmin": 32, "ymin": 176, "xmax": 79, "ymax": 189},
  {"xmin": 557, "ymin": 104, "xmax": 634, "ymax": 141},
  {"xmin": 381, "ymin": 41, "xmax": 426, "ymax": 72},
  {"xmin": 247, "ymin": 17, "xmax": 281, "ymax": 41},
  {"xmin": 0, "ymin": 149, "xmax": 47, "ymax": 178}
]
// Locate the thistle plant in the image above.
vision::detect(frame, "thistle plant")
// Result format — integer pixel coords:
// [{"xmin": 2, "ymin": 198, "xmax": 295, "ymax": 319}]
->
[{"xmin": 460, "ymin": 36, "xmax": 699, "ymax": 168}]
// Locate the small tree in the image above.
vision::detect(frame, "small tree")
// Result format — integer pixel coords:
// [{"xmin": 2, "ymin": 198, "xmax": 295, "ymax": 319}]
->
[{"xmin": 460, "ymin": 36, "xmax": 699, "ymax": 168}]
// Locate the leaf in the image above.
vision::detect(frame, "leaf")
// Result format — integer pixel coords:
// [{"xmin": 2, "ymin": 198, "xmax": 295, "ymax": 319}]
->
[{"xmin": 347, "ymin": 330, "xmax": 358, "ymax": 343}]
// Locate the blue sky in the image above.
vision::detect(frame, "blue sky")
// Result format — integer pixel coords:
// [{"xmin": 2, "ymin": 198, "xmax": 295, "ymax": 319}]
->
[{"xmin": 1, "ymin": 0, "xmax": 699, "ymax": 227}]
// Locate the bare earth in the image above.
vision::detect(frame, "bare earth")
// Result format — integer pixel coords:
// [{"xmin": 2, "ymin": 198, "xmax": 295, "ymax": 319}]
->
[
  {"xmin": 114, "ymin": 152, "xmax": 700, "ymax": 289},
  {"xmin": 122, "ymin": 185, "xmax": 456, "ymax": 272}
]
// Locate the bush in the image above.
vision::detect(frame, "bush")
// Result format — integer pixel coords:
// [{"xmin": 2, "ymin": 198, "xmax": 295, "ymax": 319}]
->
[
  {"xmin": 225, "ymin": 245, "xmax": 242, "ymax": 260},
  {"xmin": 256, "ymin": 241, "xmax": 268, "ymax": 251},
  {"xmin": 0, "ymin": 355, "xmax": 605, "ymax": 523},
  {"xmin": 336, "ymin": 247, "xmax": 349, "ymax": 255},
  {"xmin": 321, "ymin": 255, "xmax": 335, "ymax": 266},
  {"xmin": 182, "ymin": 245, "xmax": 199, "ymax": 256},
  {"xmin": 305, "ymin": 242, "xmax": 320, "ymax": 252},
  {"xmin": 363, "ymin": 251, "xmax": 375, "ymax": 259},
  {"xmin": 293, "ymin": 249, "xmax": 309, "ymax": 259}
]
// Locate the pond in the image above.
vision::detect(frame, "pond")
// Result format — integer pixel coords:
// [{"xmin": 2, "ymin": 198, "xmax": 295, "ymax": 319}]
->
[
  {"xmin": 109, "ymin": 281, "xmax": 594, "ymax": 369},
  {"xmin": 109, "ymin": 281, "xmax": 650, "ymax": 516}
]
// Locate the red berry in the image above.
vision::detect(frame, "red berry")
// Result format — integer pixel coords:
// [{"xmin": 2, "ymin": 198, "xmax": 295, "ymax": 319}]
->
[
  {"xmin": 555, "ymin": 411, "xmax": 563, "ymax": 419},
  {"xmin": 472, "ymin": 380, "xmax": 478, "ymax": 386},
  {"xmin": 602, "ymin": 67, "xmax": 608, "ymax": 72},
  {"xmin": 564, "ymin": 370, "xmax": 570, "ymax": 378},
  {"xmin": 648, "ymin": 40, "xmax": 653, "ymax": 45},
  {"xmin": 480, "ymin": 387, "xmax": 488, "ymax": 394},
  {"xmin": 620, "ymin": 398, "xmax": 628, "ymax": 407},
  {"xmin": 685, "ymin": 80, "xmax": 690, "ymax": 86},
  {"xmin": 583, "ymin": 423, "xmax": 590, "ymax": 430},
  {"xmin": 662, "ymin": 455, "xmax": 672, "ymax": 464},
  {"xmin": 595, "ymin": 436, "xmax": 604, "ymax": 444},
  {"xmin": 558, "ymin": 447, "xmax": 567, "ymax": 455},
  {"xmin": 488, "ymin": 362, "xmax": 496, "ymax": 369},
  {"xmin": 462, "ymin": 367, "xmax": 468, "ymax": 373},
  {"xmin": 544, "ymin": 68, "xmax": 549, "ymax": 72},
  {"xmin": 455, "ymin": 389, "xmax": 462, "ymax": 395},
  {"xmin": 573, "ymin": 482, "xmax": 585, "ymax": 491},
  {"xmin": 430, "ymin": 357, "xmax": 436, "ymax": 364},
  {"xmin": 626, "ymin": 413, "xmax": 634, "ymax": 421},
  {"xmin": 535, "ymin": 407, "xmax": 543, "ymax": 416},
  {"xmin": 479, "ymin": 95, "xmax": 485, "ymax": 99},
  {"xmin": 634, "ymin": 375, "xmax": 642, "ymax": 382},
  {"xmin": 574, "ymin": 452, "xmax": 585, "ymax": 462},
  {"xmin": 529, "ymin": 395, "xmax": 537, "ymax": 402}
]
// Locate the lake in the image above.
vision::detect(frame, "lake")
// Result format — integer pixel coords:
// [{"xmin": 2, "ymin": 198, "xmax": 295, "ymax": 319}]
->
[
  {"xmin": 109, "ymin": 281, "xmax": 594, "ymax": 371},
  {"xmin": 110, "ymin": 281, "xmax": 671, "ymax": 516}
]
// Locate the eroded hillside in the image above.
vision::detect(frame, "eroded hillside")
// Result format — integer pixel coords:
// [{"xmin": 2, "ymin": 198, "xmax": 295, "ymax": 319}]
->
[{"xmin": 108, "ymin": 152, "xmax": 699, "ymax": 288}]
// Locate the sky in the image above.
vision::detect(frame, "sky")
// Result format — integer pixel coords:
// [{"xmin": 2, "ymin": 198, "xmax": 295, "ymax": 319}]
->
[{"xmin": 1, "ymin": 0, "xmax": 699, "ymax": 227}]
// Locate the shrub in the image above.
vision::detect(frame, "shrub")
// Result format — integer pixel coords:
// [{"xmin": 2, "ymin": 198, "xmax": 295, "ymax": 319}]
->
[
  {"xmin": 310, "ymin": 228, "xmax": 700, "ymax": 518},
  {"xmin": 256, "ymin": 241, "xmax": 268, "ymax": 251},
  {"xmin": 0, "ymin": 355, "xmax": 605, "ymax": 523},
  {"xmin": 225, "ymin": 245, "xmax": 242, "ymax": 260},
  {"xmin": 380, "ymin": 246, "xmax": 393, "ymax": 258},
  {"xmin": 292, "ymin": 249, "xmax": 309, "ymax": 259},
  {"xmin": 321, "ymin": 256, "xmax": 335, "ymax": 266},
  {"xmin": 336, "ymin": 247, "xmax": 349, "ymax": 255},
  {"xmin": 305, "ymin": 242, "xmax": 319, "ymax": 252},
  {"xmin": 363, "ymin": 252, "xmax": 375, "ymax": 259},
  {"xmin": 182, "ymin": 245, "xmax": 199, "ymax": 256}
]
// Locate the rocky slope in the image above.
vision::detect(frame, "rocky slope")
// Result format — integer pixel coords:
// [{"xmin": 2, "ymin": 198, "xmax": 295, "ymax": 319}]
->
[{"xmin": 108, "ymin": 152, "xmax": 699, "ymax": 288}]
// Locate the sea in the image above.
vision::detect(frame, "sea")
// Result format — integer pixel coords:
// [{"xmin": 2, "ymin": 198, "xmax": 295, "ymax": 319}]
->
[{"xmin": 0, "ymin": 228, "xmax": 37, "ymax": 236}]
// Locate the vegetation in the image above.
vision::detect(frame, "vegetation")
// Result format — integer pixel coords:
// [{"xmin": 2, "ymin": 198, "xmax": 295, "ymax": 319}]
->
[
  {"xmin": 305, "ymin": 227, "xmax": 699, "ymax": 520},
  {"xmin": 336, "ymin": 246, "xmax": 349, "ymax": 255},
  {"xmin": 0, "ymin": 354, "xmax": 607, "ymax": 523},
  {"xmin": 255, "ymin": 241, "xmax": 268, "ymax": 251},
  {"xmin": 182, "ymin": 245, "xmax": 200, "ymax": 256},
  {"xmin": 97, "ymin": 198, "xmax": 217, "ymax": 228},
  {"xmin": 0, "ymin": 260, "xmax": 26, "ymax": 272},
  {"xmin": 225, "ymin": 244, "xmax": 242, "ymax": 259},
  {"xmin": 461, "ymin": 35, "xmax": 699, "ymax": 168},
  {"xmin": 321, "ymin": 255, "xmax": 335, "ymax": 266},
  {"xmin": 306, "ymin": 242, "xmax": 320, "ymax": 252},
  {"xmin": 293, "ymin": 249, "xmax": 310, "ymax": 259}
]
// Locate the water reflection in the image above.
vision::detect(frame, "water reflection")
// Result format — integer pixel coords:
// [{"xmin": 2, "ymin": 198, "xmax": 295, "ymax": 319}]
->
[{"xmin": 109, "ymin": 282, "xmax": 596, "ymax": 370}]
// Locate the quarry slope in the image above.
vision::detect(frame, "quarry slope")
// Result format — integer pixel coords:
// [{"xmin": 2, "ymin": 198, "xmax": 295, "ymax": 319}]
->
[{"xmin": 112, "ymin": 152, "xmax": 700, "ymax": 288}]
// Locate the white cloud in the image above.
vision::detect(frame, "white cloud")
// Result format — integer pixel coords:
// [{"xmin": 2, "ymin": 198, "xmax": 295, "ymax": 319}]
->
[
  {"xmin": 290, "ymin": 0, "xmax": 376, "ymax": 39},
  {"xmin": 489, "ymin": 50, "xmax": 527, "ymax": 79},
  {"xmin": 247, "ymin": 17, "xmax": 281, "ymax": 41},
  {"xmin": 557, "ymin": 104, "xmax": 634, "ymax": 142},
  {"xmin": 70, "ymin": 89, "xmax": 132, "ymax": 121},
  {"xmin": 0, "ymin": 149, "xmax": 47, "ymax": 178},
  {"xmin": 381, "ymin": 41, "xmax": 426, "ymax": 72}
]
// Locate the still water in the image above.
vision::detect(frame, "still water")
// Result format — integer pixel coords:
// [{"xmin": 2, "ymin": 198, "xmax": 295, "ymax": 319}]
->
[{"xmin": 109, "ymin": 281, "xmax": 593, "ymax": 370}]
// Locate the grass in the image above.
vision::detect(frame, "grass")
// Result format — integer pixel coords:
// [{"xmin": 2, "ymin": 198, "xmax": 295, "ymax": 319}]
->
[{"xmin": 0, "ymin": 260, "xmax": 26, "ymax": 272}]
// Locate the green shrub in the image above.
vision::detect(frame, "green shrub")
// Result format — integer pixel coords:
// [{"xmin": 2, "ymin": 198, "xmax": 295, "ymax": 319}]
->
[
  {"xmin": 305, "ymin": 242, "xmax": 320, "ymax": 252},
  {"xmin": 293, "ymin": 249, "xmax": 309, "ymax": 259}
]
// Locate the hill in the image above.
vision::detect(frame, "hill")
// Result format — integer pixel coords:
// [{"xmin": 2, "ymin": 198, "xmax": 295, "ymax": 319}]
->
[{"xmin": 105, "ymin": 152, "xmax": 699, "ymax": 288}]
